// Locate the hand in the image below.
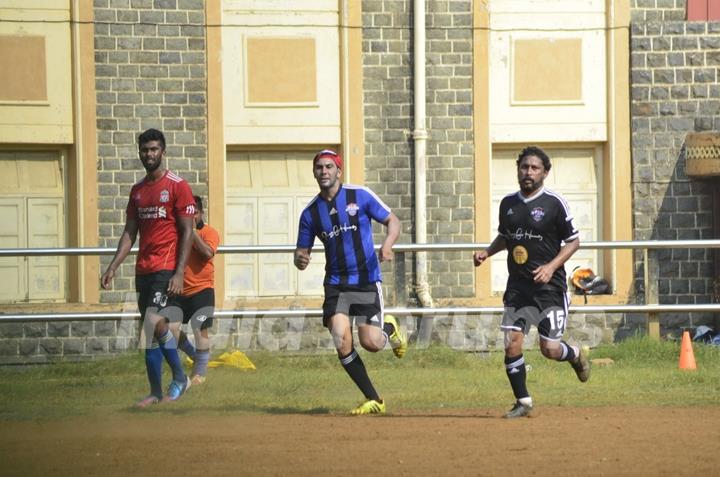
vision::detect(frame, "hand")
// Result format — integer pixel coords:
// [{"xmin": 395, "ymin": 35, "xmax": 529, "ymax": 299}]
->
[
  {"xmin": 294, "ymin": 251, "xmax": 311, "ymax": 270},
  {"xmin": 100, "ymin": 268, "xmax": 114, "ymax": 290},
  {"xmin": 532, "ymin": 263, "xmax": 555, "ymax": 284},
  {"xmin": 167, "ymin": 271, "xmax": 184, "ymax": 296},
  {"xmin": 473, "ymin": 250, "xmax": 489, "ymax": 267},
  {"xmin": 378, "ymin": 245, "xmax": 394, "ymax": 262}
]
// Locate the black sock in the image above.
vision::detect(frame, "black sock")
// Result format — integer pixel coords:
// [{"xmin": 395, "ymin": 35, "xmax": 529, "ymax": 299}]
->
[
  {"xmin": 339, "ymin": 348, "xmax": 380, "ymax": 401},
  {"xmin": 383, "ymin": 322, "xmax": 394, "ymax": 336},
  {"xmin": 505, "ymin": 354, "xmax": 529, "ymax": 400},
  {"xmin": 556, "ymin": 342, "xmax": 577, "ymax": 362}
]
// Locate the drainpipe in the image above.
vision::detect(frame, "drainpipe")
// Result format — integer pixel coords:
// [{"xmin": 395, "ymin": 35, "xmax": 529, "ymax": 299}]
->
[
  {"xmin": 341, "ymin": 0, "xmax": 351, "ymax": 177},
  {"xmin": 413, "ymin": 0, "xmax": 435, "ymax": 337}
]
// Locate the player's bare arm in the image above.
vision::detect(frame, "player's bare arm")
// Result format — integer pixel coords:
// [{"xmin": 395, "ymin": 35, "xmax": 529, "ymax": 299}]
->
[
  {"xmin": 378, "ymin": 212, "xmax": 400, "ymax": 262},
  {"xmin": 473, "ymin": 234, "xmax": 507, "ymax": 267},
  {"xmin": 191, "ymin": 228, "xmax": 215, "ymax": 260},
  {"xmin": 532, "ymin": 237, "xmax": 581, "ymax": 284},
  {"xmin": 101, "ymin": 219, "xmax": 138, "ymax": 289},
  {"xmin": 294, "ymin": 248, "xmax": 311, "ymax": 270},
  {"xmin": 168, "ymin": 215, "xmax": 193, "ymax": 295}
]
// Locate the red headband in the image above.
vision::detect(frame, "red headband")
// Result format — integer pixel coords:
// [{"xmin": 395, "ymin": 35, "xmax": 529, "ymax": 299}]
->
[{"xmin": 313, "ymin": 149, "xmax": 343, "ymax": 170}]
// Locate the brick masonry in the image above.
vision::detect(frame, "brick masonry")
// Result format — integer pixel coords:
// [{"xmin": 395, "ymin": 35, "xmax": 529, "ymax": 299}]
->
[
  {"xmin": 0, "ymin": 0, "xmax": 211, "ymax": 363},
  {"xmin": 94, "ymin": 0, "xmax": 208, "ymax": 305},
  {"xmin": 362, "ymin": 0, "xmax": 476, "ymax": 303},
  {"xmin": 629, "ymin": 0, "xmax": 720, "ymax": 334},
  {"xmin": 4, "ymin": 1, "xmax": 719, "ymax": 362}
]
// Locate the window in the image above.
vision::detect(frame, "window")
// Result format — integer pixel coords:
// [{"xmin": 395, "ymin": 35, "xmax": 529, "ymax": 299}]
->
[
  {"xmin": 0, "ymin": 152, "xmax": 66, "ymax": 302},
  {"xmin": 687, "ymin": 0, "xmax": 720, "ymax": 21},
  {"xmin": 225, "ymin": 151, "xmax": 324, "ymax": 297}
]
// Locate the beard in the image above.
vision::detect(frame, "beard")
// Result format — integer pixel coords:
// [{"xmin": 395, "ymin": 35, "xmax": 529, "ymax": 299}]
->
[
  {"xmin": 142, "ymin": 159, "xmax": 162, "ymax": 174},
  {"xmin": 519, "ymin": 178, "xmax": 542, "ymax": 194}
]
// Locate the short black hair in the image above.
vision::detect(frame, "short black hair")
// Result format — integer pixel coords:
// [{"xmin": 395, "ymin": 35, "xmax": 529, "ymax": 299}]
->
[
  {"xmin": 193, "ymin": 195, "xmax": 203, "ymax": 211},
  {"xmin": 517, "ymin": 146, "xmax": 551, "ymax": 172},
  {"xmin": 138, "ymin": 128, "xmax": 166, "ymax": 150}
]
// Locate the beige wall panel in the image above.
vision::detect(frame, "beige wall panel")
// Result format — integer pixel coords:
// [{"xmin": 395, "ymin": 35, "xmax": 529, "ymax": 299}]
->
[
  {"xmin": 491, "ymin": 0, "xmax": 603, "ymax": 14},
  {"xmin": 27, "ymin": 198, "xmax": 65, "ymax": 300},
  {"xmin": 23, "ymin": 153, "xmax": 63, "ymax": 192},
  {"xmin": 225, "ymin": 198, "xmax": 257, "ymax": 297},
  {"xmin": 258, "ymin": 156, "xmax": 291, "ymax": 187},
  {"xmin": 1, "ymin": 0, "xmax": 69, "ymax": 8},
  {"xmin": 222, "ymin": 3, "xmax": 341, "ymax": 144},
  {"xmin": 258, "ymin": 197, "xmax": 294, "ymax": 296},
  {"xmin": 512, "ymin": 39, "xmax": 582, "ymax": 103},
  {"xmin": 225, "ymin": 151, "xmax": 323, "ymax": 297},
  {"xmin": 0, "ymin": 156, "xmax": 21, "ymax": 189},
  {"xmin": 0, "ymin": 198, "xmax": 25, "ymax": 301},
  {"xmin": 0, "ymin": 6, "xmax": 73, "ymax": 143},
  {"xmin": 489, "ymin": 0, "xmax": 606, "ymax": 143},
  {"xmin": 0, "ymin": 152, "xmax": 62, "ymax": 194},
  {"xmin": 0, "ymin": 36, "xmax": 47, "ymax": 101},
  {"xmin": 227, "ymin": 154, "xmax": 253, "ymax": 188},
  {"xmin": 0, "ymin": 152, "xmax": 66, "ymax": 302},
  {"xmin": 246, "ymin": 37, "xmax": 317, "ymax": 105}
]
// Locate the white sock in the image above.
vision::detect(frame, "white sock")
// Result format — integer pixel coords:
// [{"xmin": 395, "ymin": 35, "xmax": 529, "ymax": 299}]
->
[{"xmin": 519, "ymin": 397, "xmax": 533, "ymax": 407}]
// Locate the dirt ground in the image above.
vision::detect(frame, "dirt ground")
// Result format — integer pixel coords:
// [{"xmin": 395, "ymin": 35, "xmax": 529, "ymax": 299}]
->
[{"xmin": 1, "ymin": 407, "xmax": 719, "ymax": 476}]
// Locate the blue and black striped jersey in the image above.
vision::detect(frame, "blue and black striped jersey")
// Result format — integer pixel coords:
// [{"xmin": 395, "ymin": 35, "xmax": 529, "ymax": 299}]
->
[{"xmin": 297, "ymin": 184, "xmax": 391, "ymax": 285}]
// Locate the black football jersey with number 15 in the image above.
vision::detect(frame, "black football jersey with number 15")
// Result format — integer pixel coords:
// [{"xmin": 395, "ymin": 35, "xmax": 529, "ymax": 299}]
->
[{"xmin": 497, "ymin": 187, "xmax": 580, "ymax": 292}]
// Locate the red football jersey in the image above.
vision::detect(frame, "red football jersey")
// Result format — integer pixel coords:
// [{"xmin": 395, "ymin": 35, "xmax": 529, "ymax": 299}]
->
[{"xmin": 126, "ymin": 170, "xmax": 195, "ymax": 275}]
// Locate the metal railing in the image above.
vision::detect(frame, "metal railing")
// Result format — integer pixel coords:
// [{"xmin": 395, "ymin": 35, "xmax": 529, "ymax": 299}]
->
[{"xmin": 2, "ymin": 240, "xmax": 720, "ymax": 340}]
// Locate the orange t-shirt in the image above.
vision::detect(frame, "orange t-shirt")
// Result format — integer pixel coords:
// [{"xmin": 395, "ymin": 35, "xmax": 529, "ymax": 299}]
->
[{"xmin": 182, "ymin": 223, "xmax": 220, "ymax": 296}]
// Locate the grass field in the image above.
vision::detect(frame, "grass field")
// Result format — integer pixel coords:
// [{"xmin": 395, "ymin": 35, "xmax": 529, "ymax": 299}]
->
[{"xmin": 1, "ymin": 336, "xmax": 719, "ymax": 420}]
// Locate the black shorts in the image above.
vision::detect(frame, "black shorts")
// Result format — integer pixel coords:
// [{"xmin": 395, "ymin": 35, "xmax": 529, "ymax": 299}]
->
[
  {"xmin": 136, "ymin": 270, "xmax": 182, "ymax": 322},
  {"xmin": 322, "ymin": 283, "xmax": 384, "ymax": 329},
  {"xmin": 500, "ymin": 287, "xmax": 570, "ymax": 341},
  {"xmin": 177, "ymin": 287, "xmax": 215, "ymax": 330}
]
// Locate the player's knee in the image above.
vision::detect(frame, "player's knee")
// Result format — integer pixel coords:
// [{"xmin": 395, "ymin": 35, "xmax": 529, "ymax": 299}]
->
[
  {"xmin": 359, "ymin": 337, "xmax": 382, "ymax": 353},
  {"xmin": 539, "ymin": 342, "xmax": 560, "ymax": 359},
  {"xmin": 504, "ymin": 332, "xmax": 523, "ymax": 355}
]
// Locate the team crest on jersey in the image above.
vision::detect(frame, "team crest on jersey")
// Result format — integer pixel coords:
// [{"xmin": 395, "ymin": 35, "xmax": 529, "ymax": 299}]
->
[
  {"xmin": 345, "ymin": 203, "xmax": 359, "ymax": 217},
  {"xmin": 530, "ymin": 207, "xmax": 545, "ymax": 222},
  {"xmin": 159, "ymin": 189, "xmax": 170, "ymax": 203}
]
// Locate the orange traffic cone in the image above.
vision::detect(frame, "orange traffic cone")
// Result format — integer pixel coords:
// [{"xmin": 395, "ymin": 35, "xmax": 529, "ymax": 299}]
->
[{"xmin": 679, "ymin": 330, "xmax": 697, "ymax": 370}]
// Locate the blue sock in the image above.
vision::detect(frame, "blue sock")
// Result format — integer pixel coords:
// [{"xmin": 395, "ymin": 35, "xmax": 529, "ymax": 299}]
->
[
  {"xmin": 145, "ymin": 343, "xmax": 163, "ymax": 398},
  {"xmin": 158, "ymin": 330, "xmax": 186, "ymax": 383},
  {"xmin": 192, "ymin": 349, "xmax": 210, "ymax": 377},
  {"xmin": 178, "ymin": 331, "xmax": 196, "ymax": 360}
]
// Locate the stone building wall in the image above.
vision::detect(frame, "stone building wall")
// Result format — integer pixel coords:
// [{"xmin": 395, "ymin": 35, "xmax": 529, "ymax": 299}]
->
[
  {"xmin": 0, "ymin": 0, "xmax": 208, "ymax": 363},
  {"xmin": 5, "ymin": 0, "xmax": 720, "ymax": 363},
  {"xmin": 629, "ymin": 0, "xmax": 719, "ymax": 333},
  {"xmin": 362, "ymin": 0, "xmax": 476, "ymax": 302},
  {"xmin": 94, "ymin": 0, "xmax": 208, "ymax": 304}
]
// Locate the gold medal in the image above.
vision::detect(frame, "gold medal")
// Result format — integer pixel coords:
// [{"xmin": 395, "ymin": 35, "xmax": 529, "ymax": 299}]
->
[{"xmin": 512, "ymin": 245, "xmax": 528, "ymax": 264}]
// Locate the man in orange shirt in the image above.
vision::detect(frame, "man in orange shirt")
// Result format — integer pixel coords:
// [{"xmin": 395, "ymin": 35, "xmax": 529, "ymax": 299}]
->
[{"xmin": 176, "ymin": 195, "xmax": 220, "ymax": 384}]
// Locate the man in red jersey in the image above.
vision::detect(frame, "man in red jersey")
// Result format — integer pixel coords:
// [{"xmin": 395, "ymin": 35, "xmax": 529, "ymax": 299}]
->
[{"xmin": 101, "ymin": 128, "xmax": 195, "ymax": 407}]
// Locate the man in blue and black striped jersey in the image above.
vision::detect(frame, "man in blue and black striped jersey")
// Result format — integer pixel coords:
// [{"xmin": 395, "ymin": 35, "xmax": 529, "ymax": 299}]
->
[
  {"xmin": 295, "ymin": 149, "xmax": 406, "ymax": 416},
  {"xmin": 473, "ymin": 146, "xmax": 591, "ymax": 419}
]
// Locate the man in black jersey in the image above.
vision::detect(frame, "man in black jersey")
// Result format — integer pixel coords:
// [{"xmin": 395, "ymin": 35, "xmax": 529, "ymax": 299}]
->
[{"xmin": 473, "ymin": 146, "xmax": 590, "ymax": 418}]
